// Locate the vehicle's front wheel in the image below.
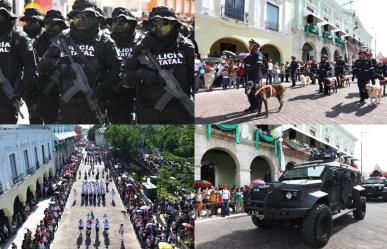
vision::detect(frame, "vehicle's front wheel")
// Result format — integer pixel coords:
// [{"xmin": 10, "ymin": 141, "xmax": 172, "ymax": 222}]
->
[
  {"xmin": 302, "ymin": 204, "xmax": 332, "ymax": 248},
  {"xmin": 353, "ymin": 197, "xmax": 366, "ymax": 220},
  {"xmin": 252, "ymin": 215, "xmax": 272, "ymax": 229}
]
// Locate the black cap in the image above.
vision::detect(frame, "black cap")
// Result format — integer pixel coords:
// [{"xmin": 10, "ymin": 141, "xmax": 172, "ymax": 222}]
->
[
  {"xmin": 67, "ymin": 0, "xmax": 102, "ymax": 19},
  {"xmin": 0, "ymin": 0, "xmax": 16, "ymax": 19},
  {"xmin": 249, "ymin": 39, "xmax": 260, "ymax": 47},
  {"xmin": 106, "ymin": 7, "xmax": 137, "ymax": 26},
  {"xmin": 20, "ymin": 8, "xmax": 44, "ymax": 22},
  {"xmin": 44, "ymin": 10, "xmax": 68, "ymax": 28},
  {"xmin": 148, "ymin": 6, "xmax": 178, "ymax": 21}
]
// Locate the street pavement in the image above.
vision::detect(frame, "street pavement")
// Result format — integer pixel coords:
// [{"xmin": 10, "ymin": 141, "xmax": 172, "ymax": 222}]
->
[
  {"xmin": 50, "ymin": 159, "xmax": 141, "ymax": 249},
  {"xmin": 195, "ymin": 200, "xmax": 387, "ymax": 249},
  {"xmin": 3, "ymin": 199, "xmax": 51, "ymax": 249},
  {"xmin": 195, "ymin": 81, "xmax": 387, "ymax": 124}
]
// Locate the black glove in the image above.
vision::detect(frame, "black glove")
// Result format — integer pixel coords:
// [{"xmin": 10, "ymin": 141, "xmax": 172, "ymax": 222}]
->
[{"xmin": 56, "ymin": 56, "xmax": 76, "ymax": 79}]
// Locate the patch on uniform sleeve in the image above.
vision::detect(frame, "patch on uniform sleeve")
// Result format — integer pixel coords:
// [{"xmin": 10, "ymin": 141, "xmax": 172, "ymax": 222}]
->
[{"xmin": 25, "ymin": 39, "xmax": 33, "ymax": 51}]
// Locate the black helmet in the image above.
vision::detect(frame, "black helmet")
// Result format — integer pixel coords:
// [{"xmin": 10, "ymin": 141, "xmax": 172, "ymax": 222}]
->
[
  {"xmin": 249, "ymin": 39, "xmax": 260, "ymax": 47},
  {"xmin": 67, "ymin": 0, "xmax": 102, "ymax": 19},
  {"xmin": 0, "ymin": 0, "xmax": 16, "ymax": 19},
  {"xmin": 43, "ymin": 10, "xmax": 68, "ymax": 28},
  {"xmin": 106, "ymin": 7, "xmax": 137, "ymax": 26}
]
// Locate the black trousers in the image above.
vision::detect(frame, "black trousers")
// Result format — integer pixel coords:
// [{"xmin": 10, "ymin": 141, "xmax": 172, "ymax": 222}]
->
[
  {"xmin": 318, "ymin": 78, "xmax": 324, "ymax": 93},
  {"xmin": 358, "ymin": 81, "xmax": 369, "ymax": 100},
  {"xmin": 108, "ymin": 92, "xmax": 135, "ymax": 123},
  {"xmin": 59, "ymin": 99, "xmax": 97, "ymax": 124}
]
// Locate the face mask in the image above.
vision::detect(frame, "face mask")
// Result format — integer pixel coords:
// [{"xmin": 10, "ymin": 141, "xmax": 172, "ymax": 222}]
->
[
  {"xmin": 149, "ymin": 19, "xmax": 176, "ymax": 37},
  {"xmin": 111, "ymin": 18, "xmax": 135, "ymax": 35},
  {"xmin": 72, "ymin": 11, "xmax": 98, "ymax": 31},
  {"xmin": 45, "ymin": 21, "xmax": 63, "ymax": 36},
  {"xmin": 24, "ymin": 18, "xmax": 42, "ymax": 35}
]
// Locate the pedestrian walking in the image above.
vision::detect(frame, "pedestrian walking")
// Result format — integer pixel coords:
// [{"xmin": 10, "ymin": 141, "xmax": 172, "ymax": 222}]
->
[
  {"xmin": 95, "ymin": 218, "xmax": 100, "ymax": 233},
  {"xmin": 78, "ymin": 219, "xmax": 84, "ymax": 234},
  {"xmin": 111, "ymin": 188, "xmax": 116, "ymax": 204},
  {"xmin": 73, "ymin": 189, "xmax": 77, "ymax": 203},
  {"xmin": 119, "ymin": 224, "xmax": 124, "ymax": 241}
]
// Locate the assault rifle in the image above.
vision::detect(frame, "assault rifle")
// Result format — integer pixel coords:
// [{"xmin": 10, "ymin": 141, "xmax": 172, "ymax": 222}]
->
[
  {"xmin": 138, "ymin": 50, "xmax": 194, "ymax": 117},
  {"xmin": 56, "ymin": 37, "xmax": 107, "ymax": 125},
  {"xmin": 0, "ymin": 68, "xmax": 24, "ymax": 119}
]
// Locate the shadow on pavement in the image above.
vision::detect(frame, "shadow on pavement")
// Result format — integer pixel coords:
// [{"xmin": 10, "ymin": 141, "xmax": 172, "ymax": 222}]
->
[
  {"xmin": 77, "ymin": 233, "xmax": 83, "ymax": 248},
  {"xmin": 345, "ymin": 92, "xmax": 359, "ymax": 99},
  {"xmin": 94, "ymin": 232, "xmax": 101, "ymax": 248},
  {"xmin": 287, "ymin": 92, "xmax": 324, "ymax": 101},
  {"xmin": 326, "ymin": 101, "xmax": 375, "ymax": 118},
  {"xmin": 196, "ymin": 214, "xmax": 358, "ymax": 249}
]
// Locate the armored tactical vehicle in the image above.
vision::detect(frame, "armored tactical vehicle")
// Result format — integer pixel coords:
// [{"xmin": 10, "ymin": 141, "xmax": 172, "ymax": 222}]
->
[
  {"xmin": 362, "ymin": 177, "xmax": 387, "ymax": 201},
  {"xmin": 244, "ymin": 160, "xmax": 366, "ymax": 248}
]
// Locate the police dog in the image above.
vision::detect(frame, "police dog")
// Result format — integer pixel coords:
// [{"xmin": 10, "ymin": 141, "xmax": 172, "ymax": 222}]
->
[
  {"xmin": 245, "ymin": 82, "xmax": 285, "ymax": 117},
  {"xmin": 323, "ymin": 77, "xmax": 338, "ymax": 95},
  {"xmin": 366, "ymin": 82, "xmax": 382, "ymax": 106},
  {"xmin": 340, "ymin": 75, "xmax": 352, "ymax": 87},
  {"xmin": 300, "ymin": 75, "xmax": 312, "ymax": 87}
]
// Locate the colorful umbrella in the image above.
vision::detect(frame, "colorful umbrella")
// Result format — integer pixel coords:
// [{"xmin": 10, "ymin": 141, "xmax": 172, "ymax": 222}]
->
[
  {"xmin": 252, "ymin": 179, "xmax": 266, "ymax": 185},
  {"xmin": 194, "ymin": 180, "xmax": 212, "ymax": 188},
  {"xmin": 140, "ymin": 205, "xmax": 150, "ymax": 211}
]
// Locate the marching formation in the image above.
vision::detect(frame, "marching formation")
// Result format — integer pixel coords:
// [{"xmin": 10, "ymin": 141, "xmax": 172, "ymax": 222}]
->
[{"xmin": 0, "ymin": 0, "xmax": 194, "ymax": 125}]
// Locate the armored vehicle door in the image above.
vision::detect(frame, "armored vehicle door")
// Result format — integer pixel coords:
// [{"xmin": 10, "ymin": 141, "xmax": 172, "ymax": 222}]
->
[{"xmin": 323, "ymin": 167, "xmax": 340, "ymax": 210}]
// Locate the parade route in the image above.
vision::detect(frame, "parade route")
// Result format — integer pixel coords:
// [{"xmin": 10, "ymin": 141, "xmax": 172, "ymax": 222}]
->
[
  {"xmin": 50, "ymin": 157, "xmax": 141, "ymax": 249},
  {"xmin": 195, "ymin": 82, "xmax": 387, "ymax": 124}
]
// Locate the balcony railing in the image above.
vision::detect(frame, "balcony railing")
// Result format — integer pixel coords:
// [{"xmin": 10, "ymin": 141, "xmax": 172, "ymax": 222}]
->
[
  {"xmin": 265, "ymin": 21, "xmax": 279, "ymax": 31},
  {"xmin": 27, "ymin": 167, "xmax": 36, "ymax": 175},
  {"xmin": 36, "ymin": 161, "xmax": 40, "ymax": 169},
  {"xmin": 13, "ymin": 174, "xmax": 25, "ymax": 185},
  {"xmin": 221, "ymin": 4, "xmax": 247, "ymax": 23},
  {"xmin": 0, "ymin": 183, "xmax": 3, "ymax": 194},
  {"xmin": 44, "ymin": 157, "xmax": 49, "ymax": 164}
]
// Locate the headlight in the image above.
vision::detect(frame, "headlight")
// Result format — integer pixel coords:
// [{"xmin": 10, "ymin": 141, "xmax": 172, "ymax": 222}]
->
[
  {"xmin": 285, "ymin": 192, "xmax": 293, "ymax": 199},
  {"xmin": 379, "ymin": 186, "xmax": 383, "ymax": 190}
]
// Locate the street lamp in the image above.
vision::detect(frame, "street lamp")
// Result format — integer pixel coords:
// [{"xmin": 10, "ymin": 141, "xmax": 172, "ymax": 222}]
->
[
  {"xmin": 360, "ymin": 132, "xmax": 368, "ymax": 175},
  {"xmin": 341, "ymin": 0, "xmax": 354, "ymax": 10}
]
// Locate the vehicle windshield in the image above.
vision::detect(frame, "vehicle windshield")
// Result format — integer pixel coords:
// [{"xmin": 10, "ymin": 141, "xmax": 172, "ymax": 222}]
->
[
  {"xmin": 280, "ymin": 165, "xmax": 325, "ymax": 180},
  {"xmin": 364, "ymin": 178, "xmax": 385, "ymax": 184}
]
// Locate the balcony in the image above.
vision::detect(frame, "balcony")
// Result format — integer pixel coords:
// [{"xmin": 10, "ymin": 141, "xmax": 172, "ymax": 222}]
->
[
  {"xmin": 265, "ymin": 21, "xmax": 279, "ymax": 31},
  {"xmin": 304, "ymin": 24, "xmax": 320, "ymax": 40},
  {"xmin": 27, "ymin": 167, "xmax": 36, "ymax": 175},
  {"xmin": 13, "ymin": 174, "xmax": 25, "ymax": 185},
  {"xmin": 323, "ymin": 32, "xmax": 333, "ymax": 44},
  {"xmin": 221, "ymin": 4, "xmax": 247, "ymax": 23},
  {"xmin": 0, "ymin": 183, "xmax": 3, "ymax": 194},
  {"xmin": 36, "ymin": 161, "xmax": 40, "ymax": 169},
  {"xmin": 44, "ymin": 157, "xmax": 50, "ymax": 164}
]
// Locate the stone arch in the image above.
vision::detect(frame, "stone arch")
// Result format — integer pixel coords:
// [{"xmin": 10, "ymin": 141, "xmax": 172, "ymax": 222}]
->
[
  {"xmin": 36, "ymin": 178, "xmax": 42, "ymax": 199},
  {"xmin": 209, "ymin": 37, "xmax": 249, "ymax": 57},
  {"xmin": 13, "ymin": 195, "xmax": 24, "ymax": 218},
  {"xmin": 302, "ymin": 42, "xmax": 316, "ymax": 61},
  {"xmin": 43, "ymin": 170, "xmax": 49, "ymax": 180},
  {"xmin": 261, "ymin": 44, "xmax": 282, "ymax": 64},
  {"xmin": 321, "ymin": 46, "xmax": 331, "ymax": 61},
  {"xmin": 49, "ymin": 166, "xmax": 55, "ymax": 178},
  {"xmin": 250, "ymin": 156, "xmax": 276, "ymax": 183},
  {"xmin": 27, "ymin": 185, "xmax": 35, "ymax": 202},
  {"xmin": 333, "ymin": 49, "xmax": 342, "ymax": 60},
  {"xmin": 0, "ymin": 208, "xmax": 12, "ymax": 226},
  {"xmin": 200, "ymin": 147, "xmax": 240, "ymax": 187}
]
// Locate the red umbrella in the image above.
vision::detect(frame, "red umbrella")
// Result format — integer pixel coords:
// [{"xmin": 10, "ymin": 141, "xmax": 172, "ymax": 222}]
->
[
  {"xmin": 182, "ymin": 223, "xmax": 193, "ymax": 229},
  {"xmin": 252, "ymin": 179, "xmax": 266, "ymax": 185},
  {"xmin": 306, "ymin": 60, "xmax": 313, "ymax": 65},
  {"xmin": 194, "ymin": 180, "xmax": 212, "ymax": 188}
]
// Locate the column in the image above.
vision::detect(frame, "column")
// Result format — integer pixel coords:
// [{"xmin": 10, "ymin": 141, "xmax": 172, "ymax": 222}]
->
[
  {"xmin": 248, "ymin": 0, "xmax": 256, "ymax": 26},
  {"xmin": 195, "ymin": 165, "xmax": 201, "ymax": 181},
  {"xmin": 213, "ymin": 0, "xmax": 221, "ymax": 17},
  {"xmin": 236, "ymin": 169, "xmax": 251, "ymax": 187}
]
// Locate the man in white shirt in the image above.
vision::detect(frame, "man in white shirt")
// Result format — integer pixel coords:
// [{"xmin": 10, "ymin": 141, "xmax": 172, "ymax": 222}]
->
[
  {"xmin": 194, "ymin": 54, "xmax": 203, "ymax": 93},
  {"xmin": 220, "ymin": 185, "xmax": 230, "ymax": 217}
]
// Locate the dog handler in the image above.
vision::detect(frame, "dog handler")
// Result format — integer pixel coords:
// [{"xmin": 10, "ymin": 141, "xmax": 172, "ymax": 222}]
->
[{"xmin": 352, "ymin": 49, "xmax": 375, "ymax": 103}]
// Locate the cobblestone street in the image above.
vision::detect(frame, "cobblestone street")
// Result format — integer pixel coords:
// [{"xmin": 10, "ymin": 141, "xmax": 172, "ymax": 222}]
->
[
  {"xmin": 195, "ymin": 200, "xmax": 387, "ymax": 249},
  {"xmin": 195, "ymin": 82, "xmax": 387, "ymax": 124}
]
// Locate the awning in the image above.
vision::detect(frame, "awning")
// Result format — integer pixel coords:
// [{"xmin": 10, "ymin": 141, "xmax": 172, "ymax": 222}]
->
[
  {"xmin": 303, "ymin": 11, "xmax": 324, "ymax": 24},
  {"xmin": 272, "ymin": 125, "xmax": 356, "ymax": 160},
  {"xmin": 54, "ymin": 131, "xmax": 77, "ymax": 141}
]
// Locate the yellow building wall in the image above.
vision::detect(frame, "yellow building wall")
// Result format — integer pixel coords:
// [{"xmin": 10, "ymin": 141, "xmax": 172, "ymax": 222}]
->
[{"xmin": 196, "ymin": 14, "xmax": 293, "ymax": 62}]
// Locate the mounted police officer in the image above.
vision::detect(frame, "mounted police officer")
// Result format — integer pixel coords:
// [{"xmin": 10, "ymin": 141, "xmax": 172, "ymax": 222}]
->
[
  {"xmin": 0, "ymin": 0, "xmax": 36, "ymax": 124},
  {"xmin": 122, "ymin": 6, "xmax": 194, "ymax": 124},
  {"xmin": 27, "ymin": 10, "xmax": 68, "ymax": 124},
  {"xmin": 243, "ymin": 39, "xmax": 267, "ymax": 113},
  {"xmin": 334, "ymin": 54, "xmax": 346, "ymax": 87},
  {"xmin": 106, "ymin": 7, "xmax": 141, "ymax": 123},
  {"xmin": 20, "ymin": 8, "xmax": 44, "ymax": 40},
  {"xmin": 317, "ymin": 54, "xmax": 332, "ymax": 94},
  {"xmin": 290, "ymin": 56, "xmax": 299, "ymax": 87},
  {"xmin": 352, "ymin": 49, "xmax": 375, "ymax": 103},
  {"xmin": 37, "ymin": 0, "xmax": 121, "ymax": 124}
]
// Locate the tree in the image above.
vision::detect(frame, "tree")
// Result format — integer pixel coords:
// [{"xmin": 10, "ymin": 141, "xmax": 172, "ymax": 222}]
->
[
  {"xmin": 87, "ymin": 125, "xmax": 101, "ymax": 141},
  {"xmin": 105, "ymin": 125, "xmax": 142, "ymax": 157}
]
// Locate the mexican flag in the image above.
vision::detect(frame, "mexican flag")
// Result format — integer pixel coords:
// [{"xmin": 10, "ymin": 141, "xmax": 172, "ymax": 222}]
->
[{"xmin": 24, "ymin": 0, "xmax": 52, "ymax": 13}]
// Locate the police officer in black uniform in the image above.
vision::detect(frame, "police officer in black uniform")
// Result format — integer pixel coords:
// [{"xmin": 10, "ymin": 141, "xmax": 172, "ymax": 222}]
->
[
  {"xmin": 290, "ymin": 56, "xmax": 299, "ymax": 87},
  {"xmin": 106, "ymin": 7, "xmax": 141, "ymax": 123},
  {"xmin": 243, "ymin": 39, "xmax": 267, "ymax": 112},
  {"xmin": 382, "ymin": 61, "xmax": 387, "ymax": 77},
  {"xmin": 37, "ymin": 0, "xmax": 121, "ymax": 124},
  {"xmin": 0, "ymin": 0, "xmax": 36, "ymax": 124},
  {"xmin": 334, "ymin": 55, "xmax": 346, "ymax": 87},
  {"xmin": 317, "ymin": 54, "xmax": 332, "ymax": 94},
  {"xmin": 310, "ymin": 59, "xmax": 318, "ymax": 84},
  {"xmin": 20, "ymin": 8, "xmax": 44, "ymax": 40},
  {"xmin": 352, "ymin": 49, "xmax": 375, "ymax": 103},
  {"xmin": 122, "ymin": 6, "xmax": 194, "ymax": 124},
  {"xmin": 28, "ymin": 10, "xmax": 68, "ymax": 123}
]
